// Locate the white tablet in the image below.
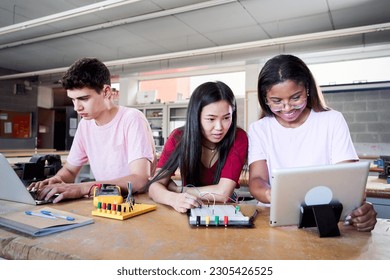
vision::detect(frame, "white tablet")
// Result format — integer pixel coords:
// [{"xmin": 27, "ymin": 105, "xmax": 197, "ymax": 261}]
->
[{"xmin": 269, "ymin": 161, "xmax": 370, "ymax": 227}]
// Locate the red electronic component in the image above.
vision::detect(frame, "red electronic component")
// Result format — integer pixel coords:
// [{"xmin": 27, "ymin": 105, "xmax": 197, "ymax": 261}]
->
[{"xmin": 224, "ymin": 216, "xmax": 229, "ymax": 226}]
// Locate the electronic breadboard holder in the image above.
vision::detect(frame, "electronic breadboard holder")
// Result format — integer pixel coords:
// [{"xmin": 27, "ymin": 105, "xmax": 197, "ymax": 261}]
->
[
  {"xmin": 188, "ymin": 204, "xmax": 257, "ymax": 227},
  {"xmin": 91, "ymin": 183, "xmax": 156, "ymax": 220}
]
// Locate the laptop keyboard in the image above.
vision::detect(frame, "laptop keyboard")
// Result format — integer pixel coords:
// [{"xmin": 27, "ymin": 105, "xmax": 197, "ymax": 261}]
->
[{"xmin": 29, "ymin": 190, "xmax": 57, "ymax": 204}]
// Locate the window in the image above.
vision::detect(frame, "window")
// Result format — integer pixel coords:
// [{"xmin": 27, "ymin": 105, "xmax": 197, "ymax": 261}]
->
[
  {"xmin": 189, "ymin": 72, "xmax": 245, "ymax": 97},
  {"xmin": 138, "ymin": 71, "xmax": 245, "ymax": 103},
  {"xmin": 309, "ymin": 57, "xmax": 390, "ymax": 86}
]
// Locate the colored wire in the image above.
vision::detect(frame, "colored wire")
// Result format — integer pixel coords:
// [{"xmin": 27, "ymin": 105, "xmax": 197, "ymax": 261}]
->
[{"xmin": 183, "ymin": 184, "xmax": 247, "ymax": 205}]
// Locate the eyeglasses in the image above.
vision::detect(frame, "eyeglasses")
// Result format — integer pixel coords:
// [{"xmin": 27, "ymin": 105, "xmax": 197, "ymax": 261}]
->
[{"xmin": 266, "ymin": 94, "xmax": 308, "ymax": 112}]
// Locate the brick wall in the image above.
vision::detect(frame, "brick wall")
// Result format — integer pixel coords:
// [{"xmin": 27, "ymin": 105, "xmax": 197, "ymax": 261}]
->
[{"xmin": 323, "ymin": 84, "xmax": 390, "ymax": 157}]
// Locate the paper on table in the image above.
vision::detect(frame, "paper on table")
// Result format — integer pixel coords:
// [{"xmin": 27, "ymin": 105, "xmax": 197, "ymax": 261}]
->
[{"xmin": 0, "ymin": 206, "xmax": 93, "ymax": 237}]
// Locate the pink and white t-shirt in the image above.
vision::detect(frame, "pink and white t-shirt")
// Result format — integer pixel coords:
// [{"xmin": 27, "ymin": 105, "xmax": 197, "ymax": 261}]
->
[{"xmin": 66, "ymin": 106, "xmax": 155, "ymax": 181}]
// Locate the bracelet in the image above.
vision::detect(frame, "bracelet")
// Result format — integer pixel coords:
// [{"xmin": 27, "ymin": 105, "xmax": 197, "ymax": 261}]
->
[{"xmin": 86, "ymin": 184, "xmax": 97, "ymax": 197}]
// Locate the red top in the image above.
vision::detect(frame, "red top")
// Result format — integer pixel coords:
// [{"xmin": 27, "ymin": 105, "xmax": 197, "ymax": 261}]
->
[{"xmin": 157, "ymin": 127, "xmax": 248, "ymax": 186}]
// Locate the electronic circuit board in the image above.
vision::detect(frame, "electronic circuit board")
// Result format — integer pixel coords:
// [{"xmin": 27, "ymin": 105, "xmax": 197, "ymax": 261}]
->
[
  {"xmin": 91, "ymin": 202, "xmax": 156, "ymax": 220},
  {"xmin": 188, "ymin": 205, "xmax": 255, "ymax": 227},
  {"xmin": 91, "ymin": 183, "xmax": 156, "ymax": 220}
]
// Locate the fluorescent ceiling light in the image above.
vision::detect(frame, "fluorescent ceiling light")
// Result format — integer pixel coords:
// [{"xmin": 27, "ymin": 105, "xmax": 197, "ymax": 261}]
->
[
  {"xmin": 0, "ymin": 0, "xmax": 236, "ymax": 50},
  {"xmin": 0, "ymin": 0, "xmax": 143, "ymax": 36},
  {"xmin": 0, "ymin": 22, "xmax": 389, "ymax": 80},
  {"xmin": 0, "ymin": 0, "xmax": 235, "ymax": 38}
]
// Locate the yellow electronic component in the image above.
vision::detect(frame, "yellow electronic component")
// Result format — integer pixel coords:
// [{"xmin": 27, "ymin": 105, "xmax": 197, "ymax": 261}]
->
[
  {"xmin": 91, "ymin": 183, "xmax": 157, "ymax": 220},
  {"xmin": 91, "ymin": 202, "xmax": 157, "ymax": 220},
  {"xmin": 92, "ymin": 184, "xmax": 123, "ymax": 207}
]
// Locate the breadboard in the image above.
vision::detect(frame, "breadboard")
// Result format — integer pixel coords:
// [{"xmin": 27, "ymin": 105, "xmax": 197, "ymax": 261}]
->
[
  {"xmin": 188, "ymin": 205, "xmax": 254, "ymax": 227},
  {"xmin": 92, "ymin": 203, "xmax": 156, "ymax": 220}
]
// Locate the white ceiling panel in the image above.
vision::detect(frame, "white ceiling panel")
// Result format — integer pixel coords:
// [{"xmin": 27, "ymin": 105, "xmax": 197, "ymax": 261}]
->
[
  {"xmin": 126, "ymin": 16, "xmax": 201, "ymax": 41},
  {"xmin": 241, "ymin": 0, "xmax": 329, "ymax": 24},
  {"xmin": 76, "ymin": 26, "xmax": 148, "ymax": 47},
  {"xmin": 157, "ymin": 33, "xmax": 216, "ymax": 52},
  {"xmin": 0, "ymin": 0, "xmax": 388, "ymax": 77},
  {"xmin": 175, "ymin": 2, "xmax": 256, "ymax": 33},
  {"xmin": 0, "ymin": 43, "xmax": 70, "ymax": 71},
  {"xmin": 329, "ymin": 0, "xmax": 390, "ymax": 28},
  {"xmin": 203, "ymin": 25, "xmax": 269, "ymax": 45},
  {"xmin": 0, "ymin": 0, "xmax": 75, "ymax": 23},
  {"xmin": 262, "ymin": 13, "xmax": 333, "ymax": 38},
  {"xmin": 151, "ymin": 0, "xmax": 211, "ymax": 10}
]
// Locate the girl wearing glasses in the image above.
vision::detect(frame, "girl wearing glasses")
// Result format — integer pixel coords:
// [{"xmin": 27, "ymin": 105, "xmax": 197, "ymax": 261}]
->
[
  {"xmin": 248, "ymin": 54, "xmax": 377, "ymax": 231},
  {"xmin": 147, "ymin": 81, "xmax": 248, "ymax": 213}
]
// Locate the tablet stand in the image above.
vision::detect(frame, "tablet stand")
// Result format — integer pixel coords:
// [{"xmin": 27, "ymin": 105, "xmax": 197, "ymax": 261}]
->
[{"xmin": 298, "ymin": 202, "xmax": 343, "ymax": 237}]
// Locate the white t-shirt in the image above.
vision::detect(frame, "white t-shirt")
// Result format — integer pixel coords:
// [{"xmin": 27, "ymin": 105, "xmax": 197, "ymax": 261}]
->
[
  {"xmin": 248, "ymin": 109, "xmax": 358, "ymax": 179},
  {"xmin": 67, "ymin": 106, "xmax": 155, "ymax": 181}
]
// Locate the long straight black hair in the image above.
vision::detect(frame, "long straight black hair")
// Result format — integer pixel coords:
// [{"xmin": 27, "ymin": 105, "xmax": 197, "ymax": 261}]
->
[{"xmin": 147, "ymin": 81, "xmax": 237, "ymax": 187}]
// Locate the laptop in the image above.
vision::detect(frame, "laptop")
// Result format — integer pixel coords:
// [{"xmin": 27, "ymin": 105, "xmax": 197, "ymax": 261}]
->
[
  {"xmin": 0, "ymin": 153, "xmax": 54, "ymax": 205},
  {"xmin": 269, "ymin": 161, "xmax": 370, "ymax": 227}
]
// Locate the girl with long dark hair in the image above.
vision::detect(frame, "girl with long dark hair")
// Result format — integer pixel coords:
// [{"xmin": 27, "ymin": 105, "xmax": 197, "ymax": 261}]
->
[{"xmin": 147, "ymin": 81, "xmax": 248, "ymax": 213}]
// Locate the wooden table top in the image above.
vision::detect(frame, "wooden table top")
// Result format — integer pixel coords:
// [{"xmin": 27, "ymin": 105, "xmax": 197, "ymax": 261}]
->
[
  {"xmin": 366, "ymin": 176, "xmax": 390, "ymax": 199},
  {"xmin": 1, "ymin": 150, "xmax": 69, "ymax": 165},
  {"xmin": 0, "ymin": 149, "xmax": 69, "ymax": 157},
  {"xmin": 1, "ymin": 195, "xmax": 389, "ymax": 260}
]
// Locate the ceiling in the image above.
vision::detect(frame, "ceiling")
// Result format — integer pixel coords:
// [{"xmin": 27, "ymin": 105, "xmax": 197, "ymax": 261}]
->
[{"xmin": 1, "ymin": 0, "xmax": 390, "ymax": 80}]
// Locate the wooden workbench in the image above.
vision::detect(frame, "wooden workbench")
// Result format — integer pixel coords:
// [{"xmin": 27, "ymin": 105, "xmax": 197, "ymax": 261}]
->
[
  {"xmin": 0, "ymin": 194, "xmax": 389, "ymax": 260},
  {"xmin": 366, "ymin": 176, "xmax": 390, "ymax": 199},
  {"xmin": 0, "ymin": 149, "xmax": 69, "ymax": 165}
]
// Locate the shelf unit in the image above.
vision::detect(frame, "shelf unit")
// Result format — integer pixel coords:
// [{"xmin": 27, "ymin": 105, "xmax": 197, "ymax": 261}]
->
[
  {"xmin": 131, "ymin": 104, "xmax": 167, "ymax": 151},
  {"xmin": 131, "ymin": 98, "xmax": 253, "ymax": 152},
  {"xmin": 130, "ymin": 103, "xmax": 188, "ymax": 151},
  {"xmin": 167, "ymin": 103, "xmax": 187, "ymax": 135}
]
